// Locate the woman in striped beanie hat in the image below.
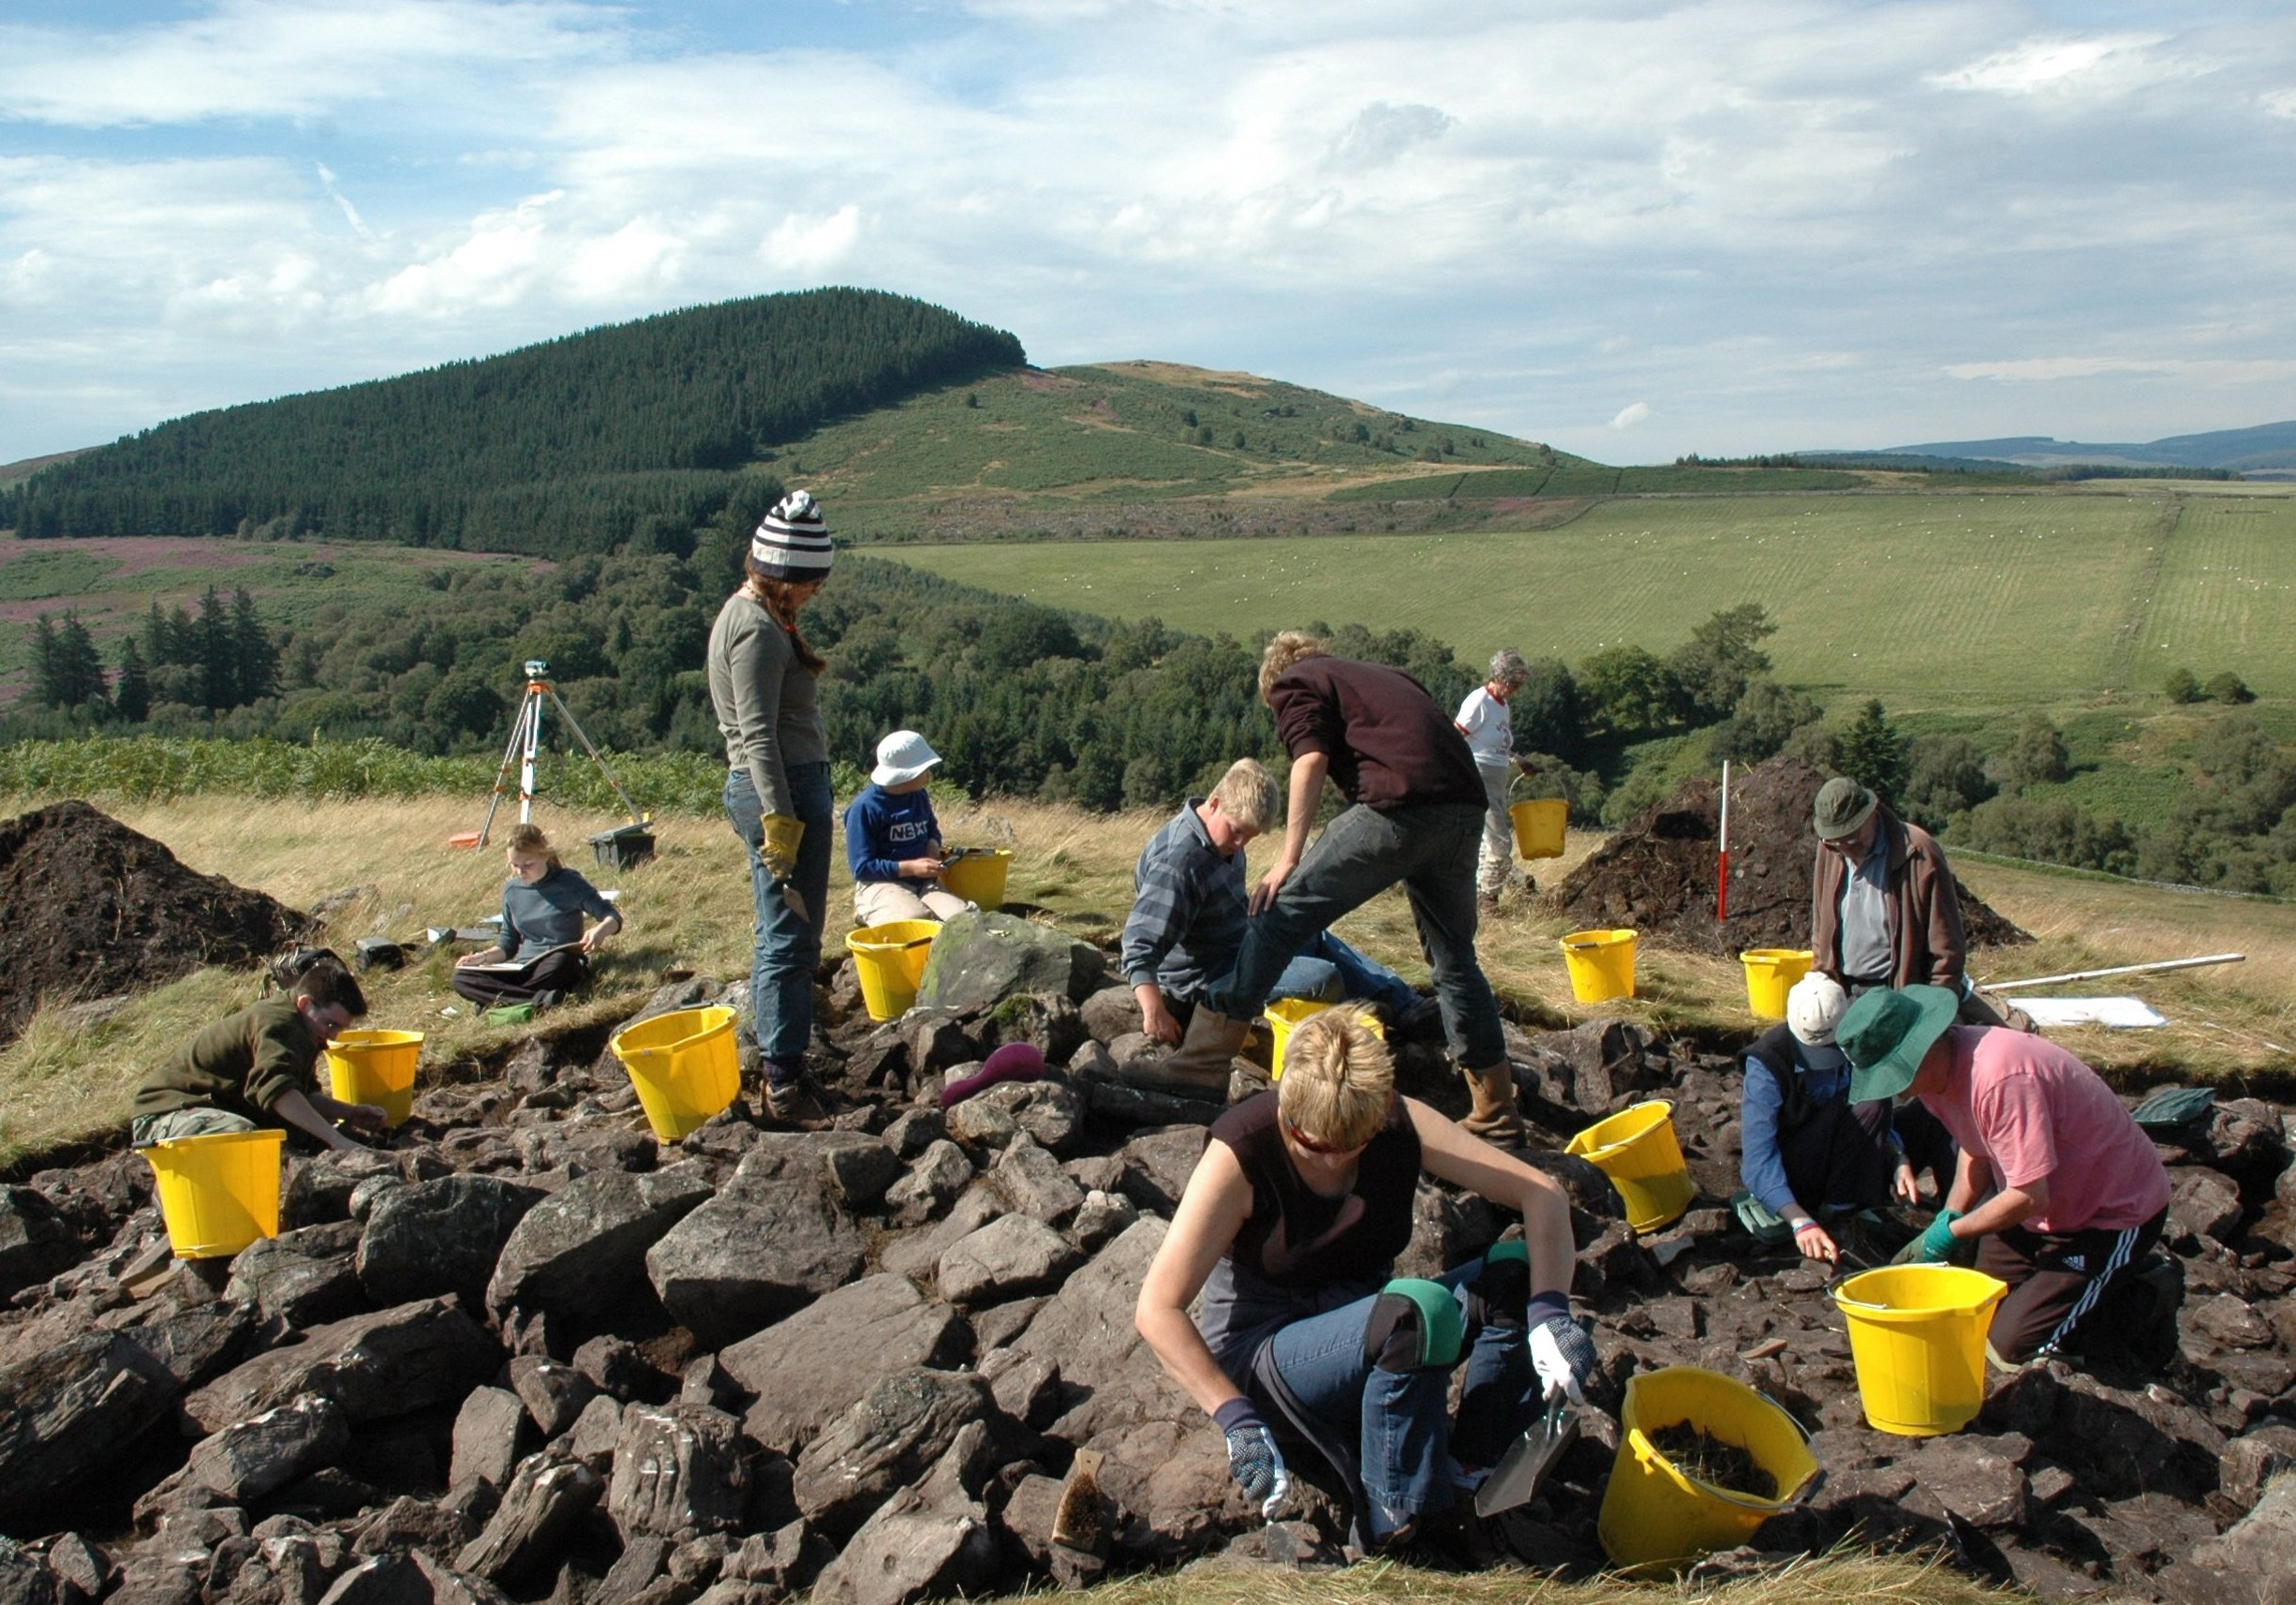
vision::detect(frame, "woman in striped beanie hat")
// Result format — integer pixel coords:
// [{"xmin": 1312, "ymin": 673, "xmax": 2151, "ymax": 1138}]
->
[{"xmin": 705, "ymin": 489, "xmax": 837, "ymax": 1125}]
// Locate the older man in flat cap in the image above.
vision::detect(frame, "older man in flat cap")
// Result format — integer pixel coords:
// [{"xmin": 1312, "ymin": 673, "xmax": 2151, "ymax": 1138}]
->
[{"xmin": 1808, "ymin": 776, "xmax": 2015, "ymax": 1028}]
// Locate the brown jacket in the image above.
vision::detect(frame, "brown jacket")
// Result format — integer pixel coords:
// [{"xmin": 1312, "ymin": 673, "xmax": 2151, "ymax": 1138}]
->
[{"xmin": 1810, "ymin": 808, "xmax": 1966, "ymax": 989}]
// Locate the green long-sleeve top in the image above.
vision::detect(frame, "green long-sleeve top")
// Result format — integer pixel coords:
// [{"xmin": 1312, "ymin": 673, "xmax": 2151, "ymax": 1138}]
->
[
  {"xmin": 132, "ymin": 998, "xmax": 323, "ymax": 1124},
  {"xmin": 706, "ymin": 588, "xmax": 827, "ymax": 820}
]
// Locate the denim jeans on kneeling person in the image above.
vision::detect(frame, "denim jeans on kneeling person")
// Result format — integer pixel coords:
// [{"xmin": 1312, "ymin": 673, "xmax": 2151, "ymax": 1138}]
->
[
  {"xmin": 1271, "ymin": 932, "xmax": 1422, "ymax": 1018},
  {"xmin": 1210, "ymin": 800, "xmax": 1503, "ymax": 1069},
  {"xmin": 1253, "ymin": 1255, "xmax": 1537, "ymax": 1543},
  {"xmin": 723, "ymin": 762, "xmax": 834, "ymax": 1079}
]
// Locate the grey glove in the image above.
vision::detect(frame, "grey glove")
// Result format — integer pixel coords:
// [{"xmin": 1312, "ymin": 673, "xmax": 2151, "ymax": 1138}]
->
[
  {"xmin": 1528, "ymin": 1298, "xmax": 1597, "ymax": 1404},
  {"xmin": 1214, "ymin": 1398, "xmax": 1291, "ymax": 1519}
]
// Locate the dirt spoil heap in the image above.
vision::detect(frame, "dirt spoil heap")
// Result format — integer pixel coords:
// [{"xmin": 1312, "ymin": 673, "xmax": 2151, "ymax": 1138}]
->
[
  {"xmin": 0, "ymin": 799, "xmax": 309, "ymax": 1046},
  {"xmin": 1552, "ymin": 754, "xmax": 2025, "ymax": 958}
]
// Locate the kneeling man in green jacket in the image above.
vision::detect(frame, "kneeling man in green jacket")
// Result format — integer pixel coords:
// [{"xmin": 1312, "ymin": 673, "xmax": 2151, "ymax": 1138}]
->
[{"xmin": 131, "ymin": 959, "xmax": 387, "ymax": 1153}]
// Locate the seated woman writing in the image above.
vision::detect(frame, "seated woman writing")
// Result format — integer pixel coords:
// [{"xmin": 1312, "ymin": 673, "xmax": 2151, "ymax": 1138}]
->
[
  {"xmin": 1133, "ymin": 1009, "xmax": 1594, "ymax": 1557},
  {"xmin": 452, "ymin": 824, "xmax": 621, "ymax": 1008}
]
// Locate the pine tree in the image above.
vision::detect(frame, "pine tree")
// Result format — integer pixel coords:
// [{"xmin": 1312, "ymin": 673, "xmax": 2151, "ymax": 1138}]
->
[
  {"xmin": 195, "ymin": 587, "xmax": 235, "ymax": 709},
  {"xmin": 114, "ymin": 637, "xmax": 151, "ymax": 722},
  {"xmin": 1834, "ymin": 699, "xmax": 1908, "ymax": 805},
  {"xmin": 35, "ymin": 612, "xmax": 109, "ymax": 709},
  {"xmin": 230, "ymin": 587, "xmax": 277, "ymax": 703}
]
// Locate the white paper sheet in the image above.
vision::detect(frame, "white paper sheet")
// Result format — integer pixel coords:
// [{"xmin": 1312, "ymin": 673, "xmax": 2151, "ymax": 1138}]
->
[{"xmin": 2016, "ymin": 996, "xmax": 2169, "ymax": 1029}]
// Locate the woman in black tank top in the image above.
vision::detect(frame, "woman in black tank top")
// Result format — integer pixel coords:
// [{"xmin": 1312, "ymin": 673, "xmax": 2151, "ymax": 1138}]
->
[{"xmin": 1134, "ymin": 1009, "xmax": 1596, "ymax": 1555}]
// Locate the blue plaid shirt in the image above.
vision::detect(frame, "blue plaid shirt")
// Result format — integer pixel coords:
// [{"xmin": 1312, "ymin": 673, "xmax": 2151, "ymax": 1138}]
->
[{"xmin": 1121, "ymin": 799, "xmax": 1250, "ymax": 1004}]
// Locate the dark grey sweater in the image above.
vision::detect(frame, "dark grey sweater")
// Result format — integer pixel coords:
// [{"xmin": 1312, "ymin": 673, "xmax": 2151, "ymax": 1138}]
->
[{"xmin": 706, "ymin": 589, "xmax": 828, "ymax": 818}]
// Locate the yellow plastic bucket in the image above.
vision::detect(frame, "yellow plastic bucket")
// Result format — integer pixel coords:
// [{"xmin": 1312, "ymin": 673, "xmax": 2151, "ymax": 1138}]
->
[
  {"xmin": 146, "ymin": 1129, "xmax": 287, "ymax": 1259},
  {"xmin": 325, "ymin": 1029, "xmax": 425, "ymax": 1127},
  {"xmin": 939, "ymin": 849, "xmax": 1013, "ymax": 909},
  {"xmin": 1833, "ymin": 1265, "xmax": 2010, "ymax": 1436},
  {"xmin": 1563, "ymin": 1099, "xmax": 1695, "ymax": 1233},
  {"xmin": 1559, "ymin": 928, "xmax": 1636, "ymax": 1003},
  {"xmin": 1740, "ymin": 950, "xmax": 1814, "ymax": 1019},
  {"xmin": 1508, "ymin": 797, "xmax": 1567, "ymax": 860},
  {"xmin": 1262, "ymin": 1000, "xmax": 1386, "ymax": 1081},
  {"xmin": 609, "ymin": 1005, "xmax": 741, "ymax": 1142},
  {"xmin": 845, "ymin": 919, "xmax": 940, "ymax": 1021},
  {"xmin": 1598, "ymin": 1366, "xmax": 1818, "ymax": 1571}
]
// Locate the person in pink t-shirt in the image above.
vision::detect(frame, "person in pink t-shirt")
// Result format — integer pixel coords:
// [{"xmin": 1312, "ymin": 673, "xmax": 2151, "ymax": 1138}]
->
[{"xmin": 1836, "ymin": 986, "xmax": 2174, "ymax": 1368}]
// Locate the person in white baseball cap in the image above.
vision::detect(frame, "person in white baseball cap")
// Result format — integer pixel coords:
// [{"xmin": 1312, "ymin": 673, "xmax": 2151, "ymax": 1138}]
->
[
  {"xmin": 843, "ymin": 730, "xmax": 976, "ymax": 925},
  {"xmin": 1736, "ymin": 971, "xmax": 1935, "ymax": 1263}
]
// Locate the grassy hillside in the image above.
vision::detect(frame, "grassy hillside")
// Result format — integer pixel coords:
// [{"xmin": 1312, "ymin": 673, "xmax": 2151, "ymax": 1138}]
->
[
  {"xmin": 894, "ymin": 486, "xmax": 2296, "ymax": 713},
  {"xmin": 779, "ymin": 362, "xmax": 1900, "ymax": 542},
  {"xmin": 780, "ymin": 361, "xmax": 1555, "ymax": 529},
  {"xmin": 4, "ymin": 788, "xmax": 2288, "ymax": 1170}
]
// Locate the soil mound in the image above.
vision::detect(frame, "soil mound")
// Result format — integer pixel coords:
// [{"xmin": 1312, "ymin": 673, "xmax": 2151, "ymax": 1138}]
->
[
  {"xmin": 0, "ymin": 799, "xmax": 310, "ymax": 1046},
  {"xmin": 1552, "ymin": 755, "xmax": 2025, "ymax": 958}
]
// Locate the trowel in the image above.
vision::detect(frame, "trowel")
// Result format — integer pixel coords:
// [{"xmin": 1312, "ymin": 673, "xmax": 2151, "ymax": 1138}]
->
[{"xmin": 1474, "ymin": 1391, "xmax": 1579, "ymax": 1516}]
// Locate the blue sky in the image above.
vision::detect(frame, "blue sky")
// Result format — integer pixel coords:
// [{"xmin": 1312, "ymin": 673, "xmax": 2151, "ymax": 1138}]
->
[{"xmin": 3, "ymin": 1, "xmax": 2292, "ymax": 466}]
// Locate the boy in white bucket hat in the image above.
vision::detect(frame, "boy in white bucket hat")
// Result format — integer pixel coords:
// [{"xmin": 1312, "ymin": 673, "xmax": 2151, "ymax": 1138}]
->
[
  {"xmin": 842, "ymin": 730, "xmax": 977, "ymax": 925},
  {"xmin": 1735, "ymin": 971, "xmax": 1943, "ymax": 1263}
]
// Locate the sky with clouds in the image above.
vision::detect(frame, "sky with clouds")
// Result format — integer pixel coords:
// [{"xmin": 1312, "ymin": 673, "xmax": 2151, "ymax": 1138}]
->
[{"xmin": 2, "ymin": 0, "xmax": 2292, "ymax": 466}]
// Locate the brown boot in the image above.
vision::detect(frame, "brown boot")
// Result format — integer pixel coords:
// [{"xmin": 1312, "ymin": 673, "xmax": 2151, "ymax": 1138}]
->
[
  {"xmin": 1119, "ymin": 1006, "xmax": 1248, "ymax": 1098},
  {"xmin": 1459, "ymin": 1062, "xmax": 1525, "ymax": 1146}
]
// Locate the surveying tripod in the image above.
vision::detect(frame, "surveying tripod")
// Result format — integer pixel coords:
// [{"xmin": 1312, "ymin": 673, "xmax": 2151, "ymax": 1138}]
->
[{"xmin": 461, "ymin": 660, "xmax": 644, "ymax": 849}]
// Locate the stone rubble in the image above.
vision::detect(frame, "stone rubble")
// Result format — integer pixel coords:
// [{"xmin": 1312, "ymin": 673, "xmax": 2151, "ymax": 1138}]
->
[{"xmin": 0, "ymin": 907, "xmax": 2289, "ymax": 1604}]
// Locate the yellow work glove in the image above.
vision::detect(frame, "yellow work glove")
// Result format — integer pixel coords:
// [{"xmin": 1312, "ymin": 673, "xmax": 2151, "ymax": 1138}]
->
[{"xmin": 758, "ymin": 814, "xmax": 806, "ymax": 882}]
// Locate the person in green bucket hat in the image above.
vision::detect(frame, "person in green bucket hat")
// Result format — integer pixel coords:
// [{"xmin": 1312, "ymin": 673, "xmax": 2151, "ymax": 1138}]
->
[{"xmin": 1836, "ymin": 985, "xmax": 2177, "ymax": 1370}]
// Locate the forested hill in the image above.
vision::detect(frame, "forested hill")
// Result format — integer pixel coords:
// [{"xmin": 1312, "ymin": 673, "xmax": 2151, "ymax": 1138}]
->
[{"xmin": 0, "ymin": 290, "xmax": 1024, "ymax": 556}]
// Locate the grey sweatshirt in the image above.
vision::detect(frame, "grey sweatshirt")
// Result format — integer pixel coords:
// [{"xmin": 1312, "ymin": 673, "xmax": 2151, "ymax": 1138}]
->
[{"xmin": 706, "ymin": 588, "xmax": 827, "ymax": 819}]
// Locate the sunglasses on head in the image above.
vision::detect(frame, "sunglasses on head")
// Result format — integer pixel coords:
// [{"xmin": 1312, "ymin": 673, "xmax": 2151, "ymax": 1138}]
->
[{"xmin": 1285, "ymin": 1122, "xmax": 1365, "ymax": 1156}]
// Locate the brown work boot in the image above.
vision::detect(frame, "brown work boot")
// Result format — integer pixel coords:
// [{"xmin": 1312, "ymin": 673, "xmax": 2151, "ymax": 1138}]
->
[
  {"xmin": 1459, "ymin": 1062, "xmax": 1526, "ymax": 1146},
  {"xmin": 1118, "ymin": 1006, "xmax": 1247, "ymax": 1098}
]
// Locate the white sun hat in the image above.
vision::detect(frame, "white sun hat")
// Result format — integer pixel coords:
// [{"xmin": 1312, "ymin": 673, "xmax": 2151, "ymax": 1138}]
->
[
  {"xmin": 872, "ymin": 730, "xmax": 943, "ymax": 786},
  {"xmin": 1786, "ymin": 972, "xmax": 1851, "ymax": 1067}
]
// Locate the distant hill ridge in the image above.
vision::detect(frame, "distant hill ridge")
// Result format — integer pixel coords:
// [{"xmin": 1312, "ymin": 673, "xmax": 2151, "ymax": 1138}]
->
[
  {"xmin": 0, "ymin": 289, "xmax": 1026, "ymax": 556},
  {"xmin": 1815, "ymin": 420, "xmax": 2296, "ymax": 472}
]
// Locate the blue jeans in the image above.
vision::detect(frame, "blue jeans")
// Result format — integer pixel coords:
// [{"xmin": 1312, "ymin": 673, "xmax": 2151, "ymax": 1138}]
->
[
  {"xmin": 723, "ymin": 763, "xmax": 834, "ymax": 1077},
  {"xmin": 1272, "ymin": 932, "xmax": 1421, "ymax": 1018},
  {"xmin": 1255, "ymin": 1256, "xmax": 1536, "ymax": 1542},
  {"xmin": 1211, "ymin": 801, "xmax": 1503, "ymax": 1069}
]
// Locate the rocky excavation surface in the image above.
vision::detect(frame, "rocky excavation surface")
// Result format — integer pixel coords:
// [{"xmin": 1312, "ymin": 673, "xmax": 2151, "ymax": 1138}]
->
[
  {"xmin": 3, "ymin": 907, "xmax": 2291, "ymax": 1605},
  {"xmin": 1552, "ymin": 755, "xmax": 2026, "ymax": 958},
  {"xmin": 0, "ymin": 800, "xmax": 310, "ymax": 1048}
]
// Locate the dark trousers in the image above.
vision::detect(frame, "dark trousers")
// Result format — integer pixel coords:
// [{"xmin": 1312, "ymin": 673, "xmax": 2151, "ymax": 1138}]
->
[
  {"xmin": 1210, "ymin": 801, "xmax": 1504, "ymax": 1071},
  {"xmin": 1978, "ymin": 1206, "xmax": 2168, "ymax": 1364},
  {"xmin": 451, "ymin": 948, "xmax": 588, "ymax": 1006}
]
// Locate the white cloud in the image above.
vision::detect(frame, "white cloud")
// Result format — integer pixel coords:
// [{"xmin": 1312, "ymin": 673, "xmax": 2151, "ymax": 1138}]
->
[
  {"xmin": 1327, "ymin": 102, "xmax": 1454, "ymax": 171},
  {"xmin": 1944, "ymin": 356, "xmax": 2296, "ymax": 384},
  {"xmin": 1927, "ymin": 33, "xmax": 2200, "ymax": 97},
  {"xmin": 0, "ymin": 0, "xmax": 614, "ymax": 127},
  {"xmin": 568, "ymin": 218, "xmax": 686, "ymax": 304},
  {"xmin": 316, "ymin": 164, "xmax": 374, "ymax": 241},
  {"xmin": 762, "ymin": 206, "xmax": 863, "ymax": 275},
  {"xmin": 364, "ymin": 193, "xmax": 563, "ymax": 317},
  {"xmin": 1609, "ymin": 401, "xmax": 1651, "ymax": 429},
  {"xmin": 3, "ymin": 0, "xmax": 2296, "ymax": 462}
]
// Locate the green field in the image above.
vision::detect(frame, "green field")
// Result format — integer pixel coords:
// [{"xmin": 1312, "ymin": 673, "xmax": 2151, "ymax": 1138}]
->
[{"xmin": 895, "ymin": 486, "xmax": 2296, "ymax": 715}]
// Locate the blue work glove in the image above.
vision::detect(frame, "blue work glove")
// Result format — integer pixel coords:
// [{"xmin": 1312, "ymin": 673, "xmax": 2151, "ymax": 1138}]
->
[
  {"xmin": 1899, "ymin": 1207, "xmax": 1964, "ymax": 1264},
  {"xmin": 1526, "ymin": 1293, "xmax": 1597, "ymax": 1404},
  {"xmin": 1213, "ymin": 1398, "xmax": 1291, "ymax": 1519}
]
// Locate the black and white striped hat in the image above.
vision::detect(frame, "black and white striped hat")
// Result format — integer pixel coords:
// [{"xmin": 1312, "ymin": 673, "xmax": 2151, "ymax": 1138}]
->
[{"xmin": 749, "ymin": 490, "xmax": 833, "ymax": 580}]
